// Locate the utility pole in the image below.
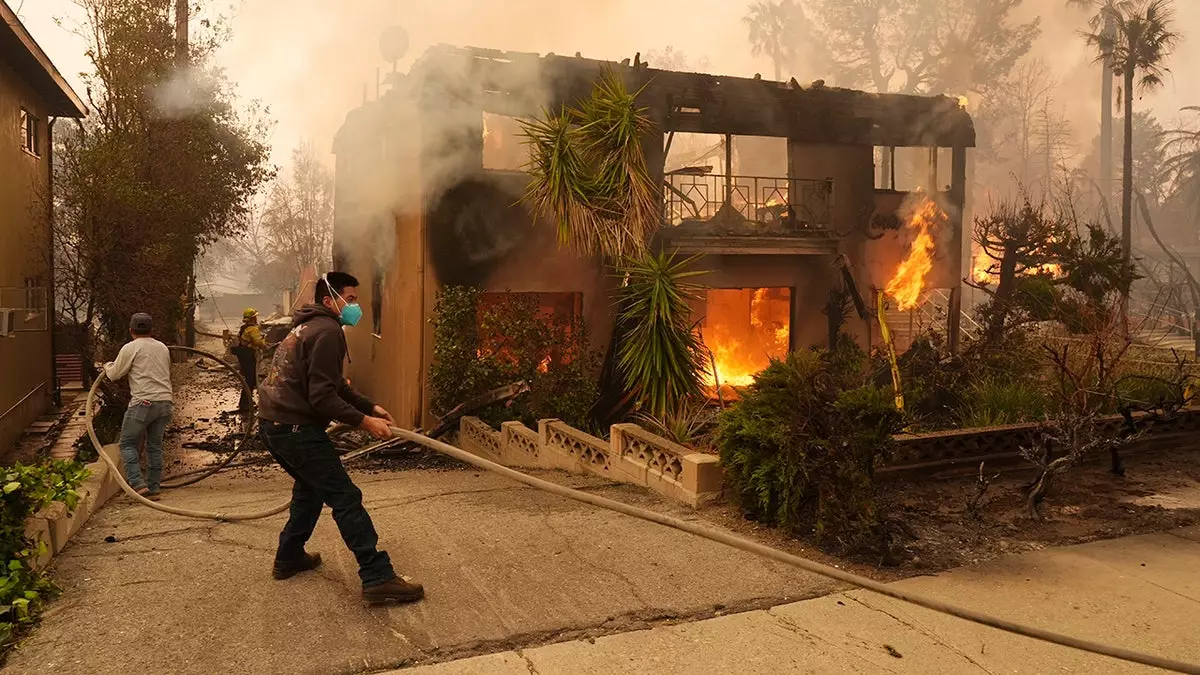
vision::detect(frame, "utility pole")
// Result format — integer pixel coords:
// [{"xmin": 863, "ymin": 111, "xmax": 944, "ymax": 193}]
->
[{"xmin": 176, "ymin": 0, "xmax": 196, "ymax": 348}]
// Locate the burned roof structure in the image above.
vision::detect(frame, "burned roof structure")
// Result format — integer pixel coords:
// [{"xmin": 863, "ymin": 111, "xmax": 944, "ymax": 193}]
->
[{"xmin": 404, "ymin": 45, "xmax": 975, "ymax": 150}]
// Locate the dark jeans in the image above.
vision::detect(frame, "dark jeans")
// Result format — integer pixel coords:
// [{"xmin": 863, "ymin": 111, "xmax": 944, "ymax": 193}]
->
[
  {"xmin": 232, "ymin": 346, "xmax": 256, "ymax": 411},
  {"xmin": 258, "ymin": 421, "xmax": 396, "ymax": 587}
]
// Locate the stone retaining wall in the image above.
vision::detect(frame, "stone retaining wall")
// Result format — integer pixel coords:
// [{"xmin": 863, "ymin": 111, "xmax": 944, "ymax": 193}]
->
[{"xmin": 459, "ymin": 417, "xmax": 722, "ymax": 507}]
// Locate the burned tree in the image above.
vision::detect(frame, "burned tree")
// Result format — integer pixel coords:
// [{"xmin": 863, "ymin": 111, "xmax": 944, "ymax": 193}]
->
[{"xmin": 970, "ymin": 199, "xmax": 1068, "ymax": 341}]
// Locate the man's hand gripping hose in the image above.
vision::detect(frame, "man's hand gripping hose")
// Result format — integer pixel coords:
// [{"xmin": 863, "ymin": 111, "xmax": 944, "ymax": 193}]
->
[{"xmin": 83, "ymin": 347, "xmax": 1200, "ymax": 674}]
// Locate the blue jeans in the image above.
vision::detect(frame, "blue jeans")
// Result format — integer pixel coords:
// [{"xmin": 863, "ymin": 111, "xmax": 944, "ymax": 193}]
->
[
  {"xmin": 119, "ymin": 400, "xmax": 173, "ymax": 492},
  {"xmin": 259, "ymin": 421, "xmax": 396, "ymax": 588}
]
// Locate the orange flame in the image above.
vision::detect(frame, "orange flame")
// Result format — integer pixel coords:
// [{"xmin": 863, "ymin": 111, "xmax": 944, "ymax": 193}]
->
[
  {"xmin": 973, "ymin": 245, "xmax": 1061, "ymax": 284},
  {"xmin": 701, "ymin": 288, "xmax": 791, "ymax": 398},
  {"xmin": 885, "ymin": 194, "xmax": 946, "ymax": 311},
  {"xmin": 972, "ymin": 246, "xmax": 994, "ymax": 284}
]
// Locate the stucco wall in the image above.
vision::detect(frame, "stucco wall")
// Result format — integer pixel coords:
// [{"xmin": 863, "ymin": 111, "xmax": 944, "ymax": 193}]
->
[
  {"xmin": 0, "ymin": 59, "xmax": 53, "ymax": 451},
  {"xmin": 789, "ymin": 142, "xmax": 876, "ymax": 347}
]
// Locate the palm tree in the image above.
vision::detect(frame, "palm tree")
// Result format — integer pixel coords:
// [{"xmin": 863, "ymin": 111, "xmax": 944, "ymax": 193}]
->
[
  {"xmin": 521, "ymin": 72, "xmax": 709, "ymax": 421},
  {"xmin": 1163, "ymin": 107, "xmax": 1200, "ymax": 224},
  {"xmin": 521, "ymin": 72, "xmax": 658, "ymax": 259},
  {"xmin": 1069, "ymin": 0, "xmax": 1122, "ymax": 200},
  {"xmin": 743, "ymin": 0, "xmax": 803, "ymax": 81},
  {"xmin": 1084, "ymin": 0, "xmax": 1179, "ymax": 301}
]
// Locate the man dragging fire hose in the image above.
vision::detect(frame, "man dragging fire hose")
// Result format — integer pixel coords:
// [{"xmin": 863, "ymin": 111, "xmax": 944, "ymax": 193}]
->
[{"xmin": 257, "ymin": 271, "xmax": 424, "ymax": 604}]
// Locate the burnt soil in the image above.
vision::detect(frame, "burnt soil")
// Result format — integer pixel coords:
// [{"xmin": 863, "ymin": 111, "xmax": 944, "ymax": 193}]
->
[{"xmin": 694, "ymin": 444, "xmax": 1200, "ymax": 582}]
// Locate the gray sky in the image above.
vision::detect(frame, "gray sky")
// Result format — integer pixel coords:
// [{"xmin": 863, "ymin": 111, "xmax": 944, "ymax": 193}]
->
[{"xmin": 13, "ymin": 0, "xmax": 1200, "ymax": 167}]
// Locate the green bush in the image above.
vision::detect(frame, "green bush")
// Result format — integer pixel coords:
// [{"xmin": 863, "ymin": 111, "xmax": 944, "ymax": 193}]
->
[
  {"xmin": 1, "ymin": 460, "xmax": 89, "ymax": 654},
  {"xmin": 956, "ymin": 376, "xmax": 1050, "ymax": 427},
  {"xmin": 718, "ymin": 348, "xmax": 904, "ymax": 552},
  {"xmin": 429, "ymin": 287, "xmax": 601, "ymax": 430}
]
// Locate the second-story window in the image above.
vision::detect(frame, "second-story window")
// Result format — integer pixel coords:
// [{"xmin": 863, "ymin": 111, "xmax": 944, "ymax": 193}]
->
[{"xmin": 19, "ymin": 109, "xmax": 41, "ymax": 157}]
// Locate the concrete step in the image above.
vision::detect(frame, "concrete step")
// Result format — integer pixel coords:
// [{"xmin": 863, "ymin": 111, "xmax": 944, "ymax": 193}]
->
[{"xmin": 23, "ymin": 419, "xmax": 56, "ymax": 435}]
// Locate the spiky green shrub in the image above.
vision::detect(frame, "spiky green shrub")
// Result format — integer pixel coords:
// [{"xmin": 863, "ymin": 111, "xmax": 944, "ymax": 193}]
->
[
  {"xmin": 615, "ymin": 252, "xmax": 708, "ymax": 418},
  {"xmin": 718, "ymin": 348, "xmax": 904, "ymax": 552},
  {"xmin": 520, "ymin": 71, "xmax": 658, "ymax": 259}
]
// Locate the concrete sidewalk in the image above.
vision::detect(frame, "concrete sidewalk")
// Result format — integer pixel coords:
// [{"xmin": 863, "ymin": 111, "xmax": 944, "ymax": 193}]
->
[
  {"xmin": 4, "ymin": 466, "xmax": 838, "ymax": 675},
  {"xmin": 396, "ymin": 527, "xmax": 1200, "ymax": 674}
]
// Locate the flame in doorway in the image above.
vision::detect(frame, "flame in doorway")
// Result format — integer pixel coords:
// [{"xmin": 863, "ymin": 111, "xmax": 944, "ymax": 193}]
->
[
  {"xmin": 702, "ymin": 289, "xmax": 791, "ymax": 397},
  {"xmin": 885, "ymin": 194, "xmax": 946, "ymax": 311}
]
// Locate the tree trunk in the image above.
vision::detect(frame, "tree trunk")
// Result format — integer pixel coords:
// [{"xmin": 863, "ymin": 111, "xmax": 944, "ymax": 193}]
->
[
  {"xmin": 1120, "ymin": 71, "xmax": 1135, "ymax": 329},
  {"xmin": 185, "ymin": 266, "xmax": 196, "ymax": 348},
  {"xmin": 985, "ymin": 243, "xmax": 1019, "ymax": 340},
  {"xmin": 1100, "ymin": 17, "xmax": 1115, "ymax": 202}
]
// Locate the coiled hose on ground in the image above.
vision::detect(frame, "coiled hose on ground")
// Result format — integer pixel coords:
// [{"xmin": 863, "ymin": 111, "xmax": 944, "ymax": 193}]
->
[{"xmin": 83, "ymin": 347, "xmax": 1200, "ymax": 674}]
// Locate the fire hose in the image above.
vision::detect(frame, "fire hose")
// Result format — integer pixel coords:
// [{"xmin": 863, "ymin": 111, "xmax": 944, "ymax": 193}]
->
[{"xmin": 83, "ymin": 347, "xmax": 1200, "ymax": 674}]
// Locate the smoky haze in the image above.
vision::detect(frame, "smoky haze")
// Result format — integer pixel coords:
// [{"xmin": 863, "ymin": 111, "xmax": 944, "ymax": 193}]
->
[
  {"xmin": 22, "ymin": 1, "xmax": 1200, "ymax": 171},
  {"xmin": 210, "ymin": 0, "xmax": 1200, "ymax": 166}
]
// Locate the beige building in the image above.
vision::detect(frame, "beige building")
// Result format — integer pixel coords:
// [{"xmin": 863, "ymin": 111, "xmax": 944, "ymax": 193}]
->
[
  {"xmin": 332, "ymin": 46, "xmax": 973, "ymax": 428},
  {"xmin": 0, "ymin": 2, "xmax": 87, "ymax": 452}
]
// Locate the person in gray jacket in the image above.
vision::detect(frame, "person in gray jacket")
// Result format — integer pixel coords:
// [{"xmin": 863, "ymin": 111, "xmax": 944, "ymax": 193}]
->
[{"xmin": 104, "ymin": 313, "xmax": 173, "ymax": 502}]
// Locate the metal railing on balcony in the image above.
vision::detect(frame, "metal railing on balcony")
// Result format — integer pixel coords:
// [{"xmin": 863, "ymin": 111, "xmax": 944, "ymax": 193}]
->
[{"xmin": 663, "ymin": 172, "xmax": 834, "ymax": 230}]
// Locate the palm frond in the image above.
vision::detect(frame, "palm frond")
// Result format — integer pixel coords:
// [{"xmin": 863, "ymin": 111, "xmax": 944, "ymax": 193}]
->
[
  {"xmin": 615, "ymin": 252, "xmax": 709, "ymax": 417},
  {"xmin": 519, "ymin": 70, "xmax": 657, "ymax": 260}
]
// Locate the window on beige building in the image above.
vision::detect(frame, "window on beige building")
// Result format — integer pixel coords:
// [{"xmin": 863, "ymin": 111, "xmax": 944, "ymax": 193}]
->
[
  {"xmin": 19, "ymin": 109, "xmax": 41, "ymax": 157},
  {"xmin": 24, "ymin": 277, "xmax": 45, "ymax": 315}
]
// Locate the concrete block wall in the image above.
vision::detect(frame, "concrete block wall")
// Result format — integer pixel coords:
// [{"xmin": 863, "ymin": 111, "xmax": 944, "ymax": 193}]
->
[
  {"xmin": 23, "ymin": 443, "xmax": 125, "ymax": 571},
  {"xmin": 460, "ymin": 417, "xmax": 722, "ymax": 507}
]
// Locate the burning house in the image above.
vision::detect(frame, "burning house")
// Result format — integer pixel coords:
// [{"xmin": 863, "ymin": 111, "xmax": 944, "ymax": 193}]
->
[{"xmin": 332, "ymin": 45, "xmax": 975, "ymax": 427}]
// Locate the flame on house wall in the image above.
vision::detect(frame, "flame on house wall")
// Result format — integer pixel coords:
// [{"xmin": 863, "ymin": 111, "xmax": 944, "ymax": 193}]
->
[
  {"xmin": 701, "ymin": 288, "xmax": 791, "ymax": 398},
  {"xmin": 885, "ymin": 193, "xmax": 946, "ymax": 311}
]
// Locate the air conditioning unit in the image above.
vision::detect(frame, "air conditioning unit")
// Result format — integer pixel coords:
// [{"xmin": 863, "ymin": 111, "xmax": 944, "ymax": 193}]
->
[{"xmin": 0, "ymin": 309, "xmax": 15, "ymax": 337}]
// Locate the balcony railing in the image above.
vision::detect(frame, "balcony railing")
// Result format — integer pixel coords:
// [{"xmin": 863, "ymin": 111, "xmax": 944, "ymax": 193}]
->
[{"xmin": 664, "ymin": 172, "xmax": 834, "ymax": 230}]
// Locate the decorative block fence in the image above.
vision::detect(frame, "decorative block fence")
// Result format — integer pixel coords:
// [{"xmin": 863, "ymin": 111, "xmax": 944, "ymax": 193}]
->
[
  {"xmin": 884, "ymin": 408, "xmax": 1200, "ymax": 474},
  {"xmin": 459, "ymin": 409, "xmax": 1200, "ymax": 502},
  {"xmin": 459, "ymin": 417, "xmax": 722, "ymax": 507}
]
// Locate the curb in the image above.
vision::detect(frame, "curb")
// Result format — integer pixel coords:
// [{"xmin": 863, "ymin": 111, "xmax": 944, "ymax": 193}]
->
[{"xmin": 23, "ymin": 444, "xmax": 124, "ymax": 570}]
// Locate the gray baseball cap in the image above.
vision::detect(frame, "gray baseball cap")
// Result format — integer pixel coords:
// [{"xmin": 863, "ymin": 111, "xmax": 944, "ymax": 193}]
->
[{"xmin": 130, "ymin": 313, "xmax": 153, "ymax": 333}]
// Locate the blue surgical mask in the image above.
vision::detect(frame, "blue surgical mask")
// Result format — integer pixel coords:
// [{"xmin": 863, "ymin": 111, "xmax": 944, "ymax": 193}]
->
[
  {"xmin": 339, "ymin": 302, "xmax": 363, "ymax": 327},
  {"xmin": 327, "ymin": 279, "xmax": 364, "ymax": 328}
]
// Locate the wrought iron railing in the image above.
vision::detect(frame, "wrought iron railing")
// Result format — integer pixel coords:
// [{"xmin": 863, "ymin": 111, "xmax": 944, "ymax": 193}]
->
[{"xmin": 663, "ymin": 173, "xmax": 834, "ymax": 229}]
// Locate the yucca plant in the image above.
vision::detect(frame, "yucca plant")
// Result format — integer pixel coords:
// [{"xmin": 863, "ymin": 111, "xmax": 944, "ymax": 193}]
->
[
  {"xmin": 636, "ymin": 396, "xmax": 720, "ymax": 449},
  {"xmin": 521, "ymin": 69, "xmax": 710, "ymax": 422},
  {"xmin": 520, "ymin": 71, "xmax": 658, "ymax": 259},
  {"xmin": 616, "ymin": 253, "xmax": 709, "ymax": 418}
]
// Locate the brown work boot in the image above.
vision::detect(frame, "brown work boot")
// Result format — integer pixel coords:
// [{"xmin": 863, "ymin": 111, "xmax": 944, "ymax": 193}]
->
[
  {"xmin": 272, "ymin": 552, "xmax": 322, "ymax": 580},
  {"xmin": 136, "ymin": 487, "xmax": 161, "ymax": 502},
  {"xmin": 362, "ymin": 576, "xmax": 425, "ymax": 604}
]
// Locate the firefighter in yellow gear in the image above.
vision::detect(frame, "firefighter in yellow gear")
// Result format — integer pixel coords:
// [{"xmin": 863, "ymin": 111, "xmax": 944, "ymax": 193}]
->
[{"xmin": 232, "ymin": 308, "xmax": 268, "ymax": 410}]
